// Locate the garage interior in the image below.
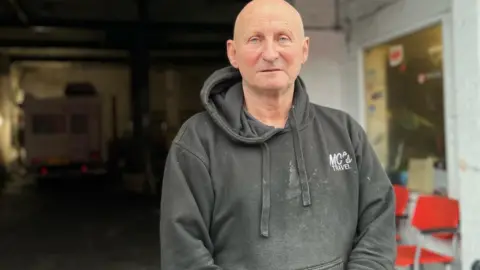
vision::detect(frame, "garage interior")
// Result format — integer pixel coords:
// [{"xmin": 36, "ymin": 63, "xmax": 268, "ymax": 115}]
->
[{"xmin": 0, "ymin": 0, "xmax": 423, "ymax": 269}]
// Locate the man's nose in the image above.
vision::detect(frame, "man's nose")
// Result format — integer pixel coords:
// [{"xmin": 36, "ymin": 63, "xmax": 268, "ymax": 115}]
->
[{"xmin": 262, "ymin": 41, "xmax": 279, "ymax": 62}]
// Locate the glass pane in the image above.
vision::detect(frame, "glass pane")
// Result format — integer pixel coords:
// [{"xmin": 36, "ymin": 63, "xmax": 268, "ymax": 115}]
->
[
  {"xmin": 32, "ymin": 114, "xmax": 66, "ymax": 134},
  {"xmin": 363, "ymin": 24, "xmax": 445, "ymax": 176}
]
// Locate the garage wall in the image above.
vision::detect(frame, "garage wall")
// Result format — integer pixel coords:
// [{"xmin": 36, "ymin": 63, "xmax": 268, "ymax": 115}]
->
[
  {"xmin": 149, "ymin": 64, "xmax": 224, "ymax": 144},
  {"xmin": 149, "ymin": 65, "xmax": 223, "ymax": 113},
  {"xmin": 0, "ymin": 55, "xmax": 22, "ymax": 165},
  {"xmin": 0, "ymin": 73, "xmax": 14, "ymax": 164}
]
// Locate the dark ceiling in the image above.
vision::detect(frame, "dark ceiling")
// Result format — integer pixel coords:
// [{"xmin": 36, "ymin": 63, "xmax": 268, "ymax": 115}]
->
[
  {"xmin": 0, "ymin": 0, "xmax": 397, "ymax": 64},
  {"xmin": 0, "ymin": 0, "xmax": 250, "ymax": 24},
  {"xmin": 0, "ymin": 0, "xmax": 255, "ymax": 64}
]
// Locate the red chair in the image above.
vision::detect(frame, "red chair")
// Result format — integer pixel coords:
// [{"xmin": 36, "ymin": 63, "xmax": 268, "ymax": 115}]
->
[
  {"xmin": 396, "ymin": 195, "xmax": 460, "ymax": 269},
  {"xmin": 393, "ymin": 185, "xmax": 409, "ymax": 241}
]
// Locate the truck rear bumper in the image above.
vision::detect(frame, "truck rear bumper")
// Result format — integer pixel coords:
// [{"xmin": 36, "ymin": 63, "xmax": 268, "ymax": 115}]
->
[{"xmin": 29, "ymin": 163, "xmax": 107, "ymax": 179}]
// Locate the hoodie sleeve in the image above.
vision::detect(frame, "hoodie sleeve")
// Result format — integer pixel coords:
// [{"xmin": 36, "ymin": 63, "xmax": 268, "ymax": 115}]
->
[
  {"xmin": 160, "ymin": 142, "xmax": 222, "ymax": 270},
  {"xmin": 347, "ymin": 121, "xmax": 396, "ymax": 270}
]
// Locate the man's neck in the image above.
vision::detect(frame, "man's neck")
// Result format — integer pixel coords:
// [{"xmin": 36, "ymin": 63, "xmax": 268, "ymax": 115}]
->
[{"xmin": 243, "ymin": 85, "xmax": 294, "ymax": 128}]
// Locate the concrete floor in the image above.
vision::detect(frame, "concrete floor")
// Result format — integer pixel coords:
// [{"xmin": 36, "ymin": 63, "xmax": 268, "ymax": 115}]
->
[
  {"xmin": 0, "ymin": 176, "xmax": 459, "ymax": 270},
  {"xmin": 0, "ymin": 176, "xmax": 160, "ymax": 270}
]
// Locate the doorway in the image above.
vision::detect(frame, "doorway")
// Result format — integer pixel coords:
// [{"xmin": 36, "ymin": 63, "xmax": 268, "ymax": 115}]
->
[{"xmin": 362, "ymin": 24, "xmax": 446, "ymax": 193}]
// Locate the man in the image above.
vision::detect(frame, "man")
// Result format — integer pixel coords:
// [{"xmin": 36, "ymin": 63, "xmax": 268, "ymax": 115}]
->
[{"xmin": 160, "ymin": 0, "xmax": 396, "ymax": 269}]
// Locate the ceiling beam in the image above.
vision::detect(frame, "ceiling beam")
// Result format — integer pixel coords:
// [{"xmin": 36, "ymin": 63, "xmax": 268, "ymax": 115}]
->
[
  {"xmin": 0, "ymin": 39, "xmax": 226, "ymax": 51},
  {"xmin": 9, "ymin": 54, "xmax": 228, "ymax": 66},
  {"xmin": 0, "ymin": 40, "xmax": 107, "ymax": 49},
  {"xmin": 0, "ymin": 22, "xmax": 232, "ymax": 51},
  {"xmin": 0, "ymin": 25, "xmax": 230, "ymax": 48},
  {"xmin": 10, "ymin": 55, "xmax": 129, "ymax": 63},
  {"xmin": 0, "ymin": 19, "xmax": 234, "ymax": 34}
]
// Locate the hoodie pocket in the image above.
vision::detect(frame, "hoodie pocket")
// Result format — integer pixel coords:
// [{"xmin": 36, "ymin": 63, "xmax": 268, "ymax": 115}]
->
[{"xmin": 299, "ymin": 257, "xmax": 344, "ymax": 270}]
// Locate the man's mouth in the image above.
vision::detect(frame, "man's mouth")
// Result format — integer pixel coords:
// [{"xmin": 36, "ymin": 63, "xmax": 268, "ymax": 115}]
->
[{"xmin": 260, "ymin": 69, "xmax": 281, "ymax": 72}]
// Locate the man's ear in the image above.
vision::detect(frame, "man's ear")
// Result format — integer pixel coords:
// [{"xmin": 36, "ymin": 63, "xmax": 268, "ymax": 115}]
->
[
  {"xmin": 302, "ymin": 37, "xmax": 310, "ymax": 64},
  {"xmin": 226, "ymin": 39, "xmax": 239, "ymax": 68}
]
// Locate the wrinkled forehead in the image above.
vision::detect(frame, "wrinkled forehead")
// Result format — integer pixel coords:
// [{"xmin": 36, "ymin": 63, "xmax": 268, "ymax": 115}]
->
[
  {"xmin": 243, "ymin": 18, "xmax": 293, "ymax": 36},
  {"xmin": 241, "ymin": 13, "xmax": 299, "ymax": 36}
]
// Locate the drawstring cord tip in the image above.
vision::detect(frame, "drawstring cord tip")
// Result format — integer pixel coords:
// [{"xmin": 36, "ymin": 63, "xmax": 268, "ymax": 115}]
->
[{"xmin": 302, "ymin": 192, "xmax": 312, "ymax": 207}]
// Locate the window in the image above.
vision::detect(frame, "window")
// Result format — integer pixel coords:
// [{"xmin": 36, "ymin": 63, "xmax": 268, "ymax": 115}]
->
[
  {"xmin": 363, "ymin": 24, "xmax": 445, "ymax": 173},
  {"xmin": 32, "ymin": 114, "xmax": 66, "ymax": 134},
  {"xmin": 70, "ymin": 114, "xmax": 89, "ymax": 134}
]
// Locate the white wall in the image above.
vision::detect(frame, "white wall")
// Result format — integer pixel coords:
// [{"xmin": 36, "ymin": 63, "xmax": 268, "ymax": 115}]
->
[
  {"xmin": 451, "ymin": 0, "xmax": 480, "ymax": 267},
  {"xmin": 300, "ymin": 31, "xmax": 346, "ymax": 110},
  {"xmin": 297, "ymin": 0, "xmax": 347, "ymax": 111}
]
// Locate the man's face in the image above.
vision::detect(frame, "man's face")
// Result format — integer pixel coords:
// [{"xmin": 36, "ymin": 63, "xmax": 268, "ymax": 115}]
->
[{"xmin": 227, "ymin": 4, "xmax": 309, "ymax": 93}]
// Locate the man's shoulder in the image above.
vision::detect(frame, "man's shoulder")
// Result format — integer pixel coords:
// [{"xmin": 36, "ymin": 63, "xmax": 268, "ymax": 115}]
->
[
  {"xmin": 310, "ymin": 103, "xmax": 355, "ymax": 124},
  {"xmin": 309, "ymin": 103, "xmax": 365, "ymax": 140},
  {"xmin": 172, "ymin": 111, "xmax": 216, "ymax": 154}
]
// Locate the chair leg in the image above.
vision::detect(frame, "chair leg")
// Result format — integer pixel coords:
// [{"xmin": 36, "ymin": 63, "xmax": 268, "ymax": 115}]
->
[{"xmin": 409, "ymin": 264, "xmax": 423, "ymax": 270}]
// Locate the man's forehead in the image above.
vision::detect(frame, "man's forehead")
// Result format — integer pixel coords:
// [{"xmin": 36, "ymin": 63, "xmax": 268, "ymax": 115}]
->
[
  {"xmin": 240, "ymin": 24, "xmax": 294, "ymax": 41},
  {"xmin": 243, "ymin": 17, "xmax": 292, "ymax": 31},
  {"xmin": 233, "ymin": 0, "xmax": 303, "ymax": 39}
]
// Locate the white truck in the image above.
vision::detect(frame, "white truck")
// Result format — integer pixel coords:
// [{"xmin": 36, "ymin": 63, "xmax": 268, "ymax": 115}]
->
[{"xmin": 22, "ymin": 91, "xmax": 106, "ymax": 179}]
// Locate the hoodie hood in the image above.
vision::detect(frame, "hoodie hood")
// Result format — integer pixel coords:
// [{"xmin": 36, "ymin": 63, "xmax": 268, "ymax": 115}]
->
[
  {"xmin": 200, "ymin": 66, "xmax": 313, "ymax": 237},
  {"xmin": 200, "ymin": 66, "xmax": 312, "ymax": 142}
]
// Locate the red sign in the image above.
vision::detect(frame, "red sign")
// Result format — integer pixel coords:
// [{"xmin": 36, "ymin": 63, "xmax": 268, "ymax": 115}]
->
[{"xmin": 389, "ymin": 45, "xmax": 404, "ymax": 67}]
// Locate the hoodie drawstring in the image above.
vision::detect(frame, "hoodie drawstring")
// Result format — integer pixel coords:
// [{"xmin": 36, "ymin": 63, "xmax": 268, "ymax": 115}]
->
[
  {"xmin": 259, "ymin": 107, "xmax": 311, "ymax": 238},
  {"xmin": 260, "ymin": 143, "xmax": 271, "ymax": 237},
  {"xmin": 290, "ymin": 108, "xmax": 312, "ymax": 207}
]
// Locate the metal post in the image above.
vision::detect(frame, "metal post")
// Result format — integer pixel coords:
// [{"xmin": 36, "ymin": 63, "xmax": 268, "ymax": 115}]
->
[{"xmin": 129, "ymin": 0, "xmax": 150, "ymax": 173}]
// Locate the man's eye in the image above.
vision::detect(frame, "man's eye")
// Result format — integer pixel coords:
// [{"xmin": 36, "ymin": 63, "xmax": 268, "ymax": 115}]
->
[
  {"xmin": 249, "ymin": 37, "xmax": 260, "ymax": 43},
  {"xmin": 279, "ymin": 36, "xmax": 291, "ymax": 42}
]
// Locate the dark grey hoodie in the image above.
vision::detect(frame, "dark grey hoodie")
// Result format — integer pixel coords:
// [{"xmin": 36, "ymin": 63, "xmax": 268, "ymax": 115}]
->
[{"xmin": 160, "ymin": 66, "xmax": 396, "ymax": 270}]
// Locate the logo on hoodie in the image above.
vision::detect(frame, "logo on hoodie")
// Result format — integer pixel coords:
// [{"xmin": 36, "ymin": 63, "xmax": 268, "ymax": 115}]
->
[{"xmin": 329, "ymin": 151, "xmax": 353, "ymax": 172}]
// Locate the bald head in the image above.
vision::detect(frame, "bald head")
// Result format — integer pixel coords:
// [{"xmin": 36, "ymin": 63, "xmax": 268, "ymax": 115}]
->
[
  {"xmin": 233, "ymin": 0, "xmax": 305, "ymax": 41},
  {"xmin": 226, "ymin": 0, "xmax": 309, "ymax": 95}
]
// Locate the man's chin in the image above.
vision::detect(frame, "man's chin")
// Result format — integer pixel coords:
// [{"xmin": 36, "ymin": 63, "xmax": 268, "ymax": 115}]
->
[{"xmin": 257, "ymin": 83, "xmax": 290, "ymax": 93}]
